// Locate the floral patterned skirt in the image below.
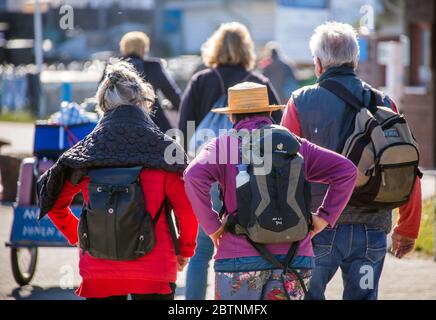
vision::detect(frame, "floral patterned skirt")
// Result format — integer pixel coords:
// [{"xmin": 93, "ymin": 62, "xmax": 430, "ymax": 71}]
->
[{"xmin": 215, "ymin": 269, "xmax": 312, "ymax": 300}]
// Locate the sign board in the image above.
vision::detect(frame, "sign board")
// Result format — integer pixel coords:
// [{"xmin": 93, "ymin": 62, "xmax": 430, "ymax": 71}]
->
[
  {"xmin": 377, "ymin": 39, "xmax": 410, "ymax": 67},
  {"xmin": 376, "ymin": 41, "xmax": 405, "ymax": 104},
  {"xmin": 358, "ymin": 38, "xmax": 369, "ymax": 62},
  {"xmin": 377, "ymin": 41, "xmax": 391, "ymax": 66},
  {"xmin": 163, "ymin": 9, "xmax": 182, "ymax": 34},
  {"xmin": 10, "ymin": 206, "xmax": 81, "ymax": 246}
]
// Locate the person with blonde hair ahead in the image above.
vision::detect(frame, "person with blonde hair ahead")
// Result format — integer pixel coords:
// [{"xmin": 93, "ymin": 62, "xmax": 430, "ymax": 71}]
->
[
  {"xmin": 201, "ymin": 22, "xmax": 256, "ymax": 71},
  {"xmin": 117, "ymin": 31, "xmax": 181, "ymax": 133},
  {"xmin": 179, "ymin": 21, "xmax": 281, "ymax": 300},
  {"xmin": 119, "ymin": 31, "xmax": 150, "ymax": 58},
  {"xmin": 37, "ymin": 61, "xmax": 198, "ymax": 300},
  {"xmin": 179, "ymin": 22, "xmax": 281, "ymax": 145}
]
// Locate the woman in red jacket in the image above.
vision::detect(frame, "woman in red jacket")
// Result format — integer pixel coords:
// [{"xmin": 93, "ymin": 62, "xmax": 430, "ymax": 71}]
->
[{"xmin": 38, "ymin": 61, "xmax": 198, "ymax": 300}]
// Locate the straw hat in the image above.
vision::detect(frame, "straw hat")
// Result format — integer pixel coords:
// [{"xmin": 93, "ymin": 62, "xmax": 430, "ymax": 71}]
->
[{"xmin": 211, "ymin": 82, "xmax": 285, "ymax": 114}]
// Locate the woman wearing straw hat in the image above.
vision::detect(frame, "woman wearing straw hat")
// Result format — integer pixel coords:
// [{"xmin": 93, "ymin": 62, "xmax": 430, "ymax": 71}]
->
[
  {"xmin": 180, "ymin": 22, "xmax": 281, "ymax": 300},
  {"xmin": 184, "ymin": 82, "xmax": 357, "ymax": 300}
]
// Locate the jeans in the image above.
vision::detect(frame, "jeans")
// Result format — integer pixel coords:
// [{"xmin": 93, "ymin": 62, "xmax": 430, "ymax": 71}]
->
[
  {"xmin": 185, "ymin": 227, "xmax": 214, "ymax": 300},
  {"xmin": 306, "ymin": 224, "xmax": 387, "ymax": 300},
  {"xmin": 186, "ymin": 183, "xmax": 221, "ymax": 300}
]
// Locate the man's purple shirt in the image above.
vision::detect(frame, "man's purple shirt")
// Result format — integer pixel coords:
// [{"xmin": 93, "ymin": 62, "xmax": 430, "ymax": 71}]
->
[{"xmin": 184, "ymin": 116, "xmax": 357, "ymax": 259}]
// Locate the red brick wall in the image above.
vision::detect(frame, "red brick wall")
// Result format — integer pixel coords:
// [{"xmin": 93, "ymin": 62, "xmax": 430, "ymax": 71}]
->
[
  {"xmin": 404, "ymin": 0, "xmax": 435, "ymax": 168},
  {"xmin": 402, "ymin": 93, "xmax": 434, "ymax": 168}
]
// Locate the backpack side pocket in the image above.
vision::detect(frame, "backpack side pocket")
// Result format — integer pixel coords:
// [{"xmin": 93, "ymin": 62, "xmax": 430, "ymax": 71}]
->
[{"xmin": 78, "ymin": 207, "xmax": 90, "ymax": 253}]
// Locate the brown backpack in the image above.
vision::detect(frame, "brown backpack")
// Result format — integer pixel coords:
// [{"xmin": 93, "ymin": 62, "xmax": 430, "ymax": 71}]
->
[{"xmin": 320, "ymin": 80, "xmax": 421, "ymax": 209}]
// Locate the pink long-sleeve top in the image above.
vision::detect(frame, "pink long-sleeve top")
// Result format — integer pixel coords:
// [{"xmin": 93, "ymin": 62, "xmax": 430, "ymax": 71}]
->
[{"xmin": 184, "ymin": 116, "xmax": 357, "ymax": 259}]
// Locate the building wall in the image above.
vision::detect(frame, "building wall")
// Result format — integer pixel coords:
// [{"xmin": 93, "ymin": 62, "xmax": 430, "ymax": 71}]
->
[
  {"xmin": 356, "ymin": 36, "xmax": 386, "ymax": 88},
  {"xmin": 174, "ymin": 0, "xmax": 384, "ymax": 59},
  {"xmin": 402, "ymin": 92, "xmax": 434, "ymax": 168},
  {"xmin": 175, "ymin": 1, "xmax": 275, "ymax": 54},
  {"xmin": 403, "ymin": 0, "xmax": 435, "ymax": 168}
]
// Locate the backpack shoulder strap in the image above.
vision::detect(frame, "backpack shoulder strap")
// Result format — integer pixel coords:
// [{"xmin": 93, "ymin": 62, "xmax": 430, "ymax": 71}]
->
[
  {"xmin": 362, "ymin": 81, "xmax": 387, "ymax": 113},
  {"xmin": 319, "ymin": 79, "xmax": 363, "ymax": 112},
  {"xmin": 164, "ymin": 200, "xmax": 181, "ymax": 255},
  {"xmin": 211, "ymin": 69, "xmax": 255, "ymax": 96},
  {"xmin": 152, "ymin": 197, "xmax": 181, "ymax": 255},
  {"xmin": 152, "ymin": 198, "xmax": 167, "ymax": 224},
  {"xmin": 246, "ymin": 239, "xmax": 307, "ymax": 295},
  {"xmin": 241, "ymin": 71, "xmax": 254, "ymax": 82},
  {"xmin": 211, "ymin": 68, "xmax": 226, "ymax": 95}
]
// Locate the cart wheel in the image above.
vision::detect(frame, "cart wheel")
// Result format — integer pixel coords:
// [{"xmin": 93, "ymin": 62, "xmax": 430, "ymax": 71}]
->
[{"xmin": 11, "ymin": 247, "xmax": 38, "ymax": 286}]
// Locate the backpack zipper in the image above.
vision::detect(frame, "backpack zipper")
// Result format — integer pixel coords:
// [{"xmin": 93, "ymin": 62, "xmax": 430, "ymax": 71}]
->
[
  {"xmin": 379, "ymin": 160, "xmax": 419, "ymax": 169},
  {"xmin": 378, "ymin": 114, "xmax": 398, "ymax": 128},
  {"xmin": 381, "ymin": 171, "xmax": 386, "ymax": 187},
  {"xmin": 381, "ymin": 116, "xmax": 406, "ymax": 130},
  {"xmin": 379, "ymin": 161, "xmax": 419, "ymax": 187}
]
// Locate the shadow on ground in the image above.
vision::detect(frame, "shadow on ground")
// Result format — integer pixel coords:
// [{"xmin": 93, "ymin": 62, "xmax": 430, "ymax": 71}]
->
[
  {"xmin": 9, "ymin": 285, "xmax": 82, "ymax": 300},
  {"xmin": 9, "ymin": 285, "xmax": 187, "ymax": 300}
]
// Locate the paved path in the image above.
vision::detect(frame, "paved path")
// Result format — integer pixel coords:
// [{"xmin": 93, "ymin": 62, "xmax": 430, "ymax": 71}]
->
[
  {"xmin": 1, "ymin": 205, "xmax": 435, "ymax": 300},
  {"xmin": 0, "ymin": 122, "xmax": 34, "ymax": 155},
  {"xmin": 1, "ymin": 121, "xmax": 435, "ymax": 299}
]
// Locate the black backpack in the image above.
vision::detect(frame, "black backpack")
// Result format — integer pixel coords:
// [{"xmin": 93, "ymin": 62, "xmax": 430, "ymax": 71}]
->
[
  {"xmin": 78, "ymin": 166, "xmax": 179, "ymax": 260},
  {"xmin": 225, "ymin": 125, "xmax": 312, "ymax": 294}
]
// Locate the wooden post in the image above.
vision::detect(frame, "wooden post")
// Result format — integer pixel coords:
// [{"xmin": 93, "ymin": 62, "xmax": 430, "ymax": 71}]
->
[{"xmin": 432, "ymin": 0, "xmax": 436, "ymax": 262}]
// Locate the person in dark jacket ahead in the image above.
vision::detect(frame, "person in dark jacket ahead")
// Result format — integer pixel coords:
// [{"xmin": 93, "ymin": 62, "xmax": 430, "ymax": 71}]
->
[
  {"xmin": 119, "ymin": 31, "xmax": 182, "ymax": 133},
  {"xmin": 259, "ymin": 42, "xmax": 300, "ymax": 104},
  {"xmin": 179, "ymin": 21, "xmax": 281, "ymax": 300}
]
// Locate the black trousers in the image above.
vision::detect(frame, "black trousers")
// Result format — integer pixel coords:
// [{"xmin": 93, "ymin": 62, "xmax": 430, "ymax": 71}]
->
[{"xmin": 86, "ymin": 283, "xmax": 176, "ymax": 300}]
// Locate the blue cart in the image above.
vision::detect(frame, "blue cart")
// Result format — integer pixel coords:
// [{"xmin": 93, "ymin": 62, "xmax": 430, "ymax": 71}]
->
[
  {"xmin": 6, "ymin": 206, "xmax": 81, "ymax": 286},
  {"xmin": 5, "ymin": 121, "xmax": 96, "ymax": 286}
]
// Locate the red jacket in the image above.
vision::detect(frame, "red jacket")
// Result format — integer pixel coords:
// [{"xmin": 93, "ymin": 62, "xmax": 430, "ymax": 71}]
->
[
  {"xmin": 48, "ymin": 169, "xmax": 198, "ymax": 298},
  {"xmin": 281, "ymin": 98, "xmax": 422, "ymax": 239}
]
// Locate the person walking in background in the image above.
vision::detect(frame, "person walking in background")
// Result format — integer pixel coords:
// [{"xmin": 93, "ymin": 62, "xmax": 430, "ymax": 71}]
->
[
  {"xmin": 179, "ymin": 22, "xmax": 282, "ymax": 147},
  {"xmin": 258, "ymin": 42, "xmax": 300, "ymax": 104},
  {"xmin": 184, "ymin": 82, "xmax": 357, "ymax": 300},
  {"xmin": 119, "ymin": 31, "xmax": 182, "ymax": 132},
  {"xmin": 281, "ymin": 21, "xmax": 422, "ymax": 300},
  {"xmin": 179, "ymin": 22, "xmax": 281, "ymax": 300},
  {"xmin": 37, "ymin": 61, "xmax": 198, "ymax": 300}
]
